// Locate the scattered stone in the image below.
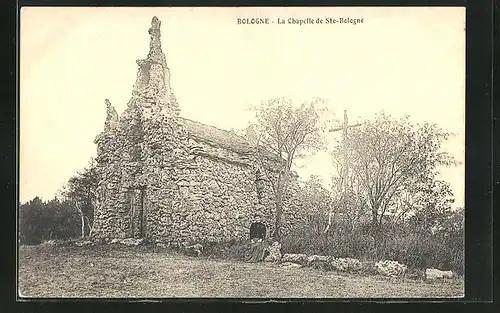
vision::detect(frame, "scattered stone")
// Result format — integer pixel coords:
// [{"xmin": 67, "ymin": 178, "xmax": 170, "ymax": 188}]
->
[
  {"xmin": 264, "ymin": 241, "xmax": 281, "ymax": 262},
  {"xmin": 281, "ymin": 253, "xmax": 308, "ymax": 265},
  {"xmin": 185, "ymin": 243, "xmax": 204, "ymax": 256},
  {"xmin": 306, "ymin": 255, "xmax": 329, "ymax": 264},
  {"xmin": 250, "ymin": 238, "xmax": 263, "ymax": 244},
  {"xmin": 75, "ymin": 240, "xmax": 92, "ymax": 247},
  {"xmin": 120, "ymin": 238, "xmax": 145, "ymax": 246},
  {"xmin": 425, "ymin": 268, "xmax": 454, "ymax": 280},
  {"xmin": 329, "ymin": 257, "xmax": 363, "ymax": 272},
  {"xmin": 40, "ymin": 240, "xmax": 57, "ymax": 246},
  {"xmin": 375, "ymin": 260, "xmax": 407, "ymax": 277}
]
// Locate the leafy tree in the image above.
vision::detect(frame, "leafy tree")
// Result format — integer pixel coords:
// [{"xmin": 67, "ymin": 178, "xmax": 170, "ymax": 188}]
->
[
  {"xmin": 331, "ymin": 112, "xmax": 457, "ymax": 234},
  {"xmin": 251, "ymin": 97, "xmax": 331, "ymax": 241},
  {"xmin": 302, "ymin": 175, "xmax": 331, "ymax": 214},
  {"xmin": 300, "ymin": 175, "xmax": 333, "ymax": 234}
]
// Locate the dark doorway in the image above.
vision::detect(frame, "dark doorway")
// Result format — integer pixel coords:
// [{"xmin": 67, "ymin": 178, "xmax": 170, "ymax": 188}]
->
[
  {"xmin": 129, "ymin": 188, "xmax": 146, "ymax": 238},
  {"xmin": 250, "ymin": 222, "xmax": 266, "ymax": 240}
]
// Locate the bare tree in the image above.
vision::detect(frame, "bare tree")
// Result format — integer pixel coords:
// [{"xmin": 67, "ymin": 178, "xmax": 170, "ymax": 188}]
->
[{"xmin": 251, "ymin": 97, "xmax": 331, "ymax": 241}]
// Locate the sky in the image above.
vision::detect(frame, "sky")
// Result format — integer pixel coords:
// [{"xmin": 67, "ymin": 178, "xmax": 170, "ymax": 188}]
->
[{"xmin": 19, "ymin": 7, "xmax": 465, "ymax": 207}]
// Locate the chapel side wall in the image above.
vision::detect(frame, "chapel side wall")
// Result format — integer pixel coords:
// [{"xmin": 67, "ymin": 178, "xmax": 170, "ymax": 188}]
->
[
  {"xmin": 148, "ymin": 139, "xmax": 276, "ymax": 244},
  {"xmin": 146, "ymin": 137, "xmax": 309, "ymax": 244}
]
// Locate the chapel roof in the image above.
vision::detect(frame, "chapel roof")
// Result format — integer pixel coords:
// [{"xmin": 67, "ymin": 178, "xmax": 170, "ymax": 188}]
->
[
  {"xmin": 179, "ymin": 117, "xmax": 280, "ymax": 162},
  {"xmin": 180, "ymin": 117, "xmax": 252, "ymax": 153}
]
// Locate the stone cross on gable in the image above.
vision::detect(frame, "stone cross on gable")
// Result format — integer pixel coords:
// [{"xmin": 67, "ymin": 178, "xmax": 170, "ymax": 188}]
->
[{"xmin": 147, "ymin": 16, "xmax": 164, "ymax": 62}]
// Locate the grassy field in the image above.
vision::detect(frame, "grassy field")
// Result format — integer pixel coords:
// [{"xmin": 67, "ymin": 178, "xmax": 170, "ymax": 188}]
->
[{"xmin": 18, "ymin": 243, "xmax": 464, "ymax": 298}]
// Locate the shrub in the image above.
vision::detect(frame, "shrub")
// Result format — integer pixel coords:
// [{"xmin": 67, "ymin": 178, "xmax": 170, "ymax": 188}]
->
[{"xmin": 281, "ymin": 210, "xmax": 464, "ymax": 274}]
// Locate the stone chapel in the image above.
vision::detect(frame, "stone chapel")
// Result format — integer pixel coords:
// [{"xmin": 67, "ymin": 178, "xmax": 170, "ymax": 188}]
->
[{"xmin": 91, "ymin": 16, "xmax": 306, "ymax": 244}]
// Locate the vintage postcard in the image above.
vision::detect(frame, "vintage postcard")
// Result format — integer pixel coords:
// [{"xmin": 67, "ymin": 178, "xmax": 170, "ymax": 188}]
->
[{"xmin": 19, "ymin": 6, "xmax": 465, "ymax": 298}]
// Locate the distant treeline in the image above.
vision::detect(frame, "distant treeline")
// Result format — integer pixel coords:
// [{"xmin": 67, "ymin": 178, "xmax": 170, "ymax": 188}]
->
[
  {"xmin": 19, "ymin": 197, "xmax": 81, "ymax": 245},
  {"xmin": 19, "ymin": 159, "xmax": 97, "ymax": 245}
]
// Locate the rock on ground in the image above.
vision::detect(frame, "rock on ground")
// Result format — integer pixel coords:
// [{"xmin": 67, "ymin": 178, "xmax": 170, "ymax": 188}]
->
[
  {"xmin": 74, "ymin": 240, "xmax": 92, "ymax": 247},
  {"xmin": 185, "ymin": 243, "xmax": 204, "ymax": 256},
  {"xmin": 375, "ymin": 260, "xmax": 407, "ymax": 277},
  {"xmin": 425, "ymin": 268, "xmax": 454, "ymax": 280},
  {"xmin": 264, "ymin": 241, "xmax": 281, "ymax": 262},
  {"xmin": 281, "ymin": 253, "xmax": 308, "ymax": 265}
]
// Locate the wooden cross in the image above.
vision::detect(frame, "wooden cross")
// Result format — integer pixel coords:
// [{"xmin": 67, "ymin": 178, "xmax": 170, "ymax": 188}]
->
[
  {"xmin": 329, "ymin": 110, "xmax": 361, "ymax": 194},
  {"xmin": 324, "ymin": 110, "xmax": 361, "ymax": 233}
]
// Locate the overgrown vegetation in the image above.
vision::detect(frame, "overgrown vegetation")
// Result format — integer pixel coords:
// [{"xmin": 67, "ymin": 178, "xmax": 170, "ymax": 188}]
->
[{"xmin": 281, "ymin": 207, "xmax": 464, "ymax": 274}]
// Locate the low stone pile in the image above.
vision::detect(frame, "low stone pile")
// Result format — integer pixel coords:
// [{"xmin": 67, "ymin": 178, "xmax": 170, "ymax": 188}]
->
[
  {"xmin": 306, "ymin": 255, "xmax": 330, "ymax": 270},
  {"xmin": 425, "ymin": 268, "xmax": 454, "ymax": 280},
  {"xmin": 184, "ymin": 243, "xmax": 204, "ymax": 256},
  {"xmin": 374, "ymin": 260, "xmax": 407, "ymax": 277},
  {"xmin": 264, "ymin": 241, "xmax": 281, "ymax": 262},
  {"xmin": 306, "ymin": 255, "xmax": 329, "ymax": 263},
  {"xmin": 74, "ymin": 240, "xmax": 93, "ymax": 247},
  {"xmin": 281, "ymin": 253, "xmax": 308, "ymax": 265},
  {"xmin": 278, "ymin": 254, "xmax": 363, "ymax": 273},
  {"xmin": 330, "ymin": 257, "xmax": 363, "ymax": 272}
]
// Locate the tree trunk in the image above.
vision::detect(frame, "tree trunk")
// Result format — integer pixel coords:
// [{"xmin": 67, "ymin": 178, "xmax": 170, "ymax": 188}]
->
[
  {"xmin": 84, "ymin": 216, "xmax": 92, "ymax": 237},
  {"xmin": 79, "ymin": 211, "xmax": 85, "ymax": 238},
  {"xmin": 324, "ymin": 211, "xmax": 333, "ymax": 234},
  {"xmin": 371, "ymin": 208, "xmax": 380, "ymax": 240},
  {"xmin": 274, "ymin": 193, "xmax": 283, "ymax": 242},
  {"xmin": 371, "ymin": 207, "xmax": 378, "ymax": 226},
  {"xmin": 75, "ymin": 203, "xmax": 85, "ymax": 238}
]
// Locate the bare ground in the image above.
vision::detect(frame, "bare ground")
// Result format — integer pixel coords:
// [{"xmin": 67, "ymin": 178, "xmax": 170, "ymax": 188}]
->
[{"xmin": 18, "ymin": 244, "xmax": 464, "ymax": 298}]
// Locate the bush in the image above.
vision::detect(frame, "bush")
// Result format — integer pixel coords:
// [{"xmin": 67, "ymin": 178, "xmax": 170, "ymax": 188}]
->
[{"xmin": 281, "ymin": 210, "xmax": 464, "ymax": 274}]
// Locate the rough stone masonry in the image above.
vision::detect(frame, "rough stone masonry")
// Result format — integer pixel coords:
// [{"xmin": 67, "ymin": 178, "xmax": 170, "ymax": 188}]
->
[{"xmin": 92, "ymin": 16, "xmax": 308, "ymax": 245}]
